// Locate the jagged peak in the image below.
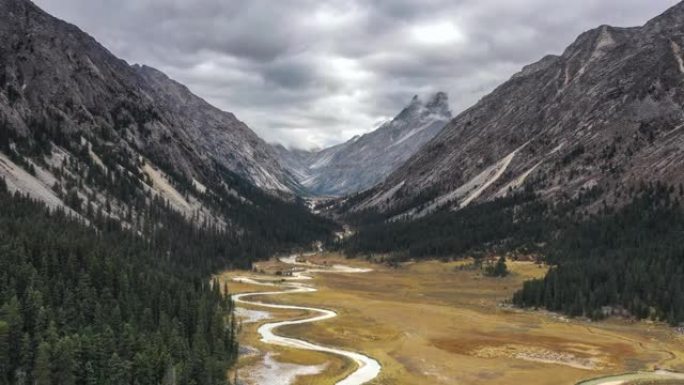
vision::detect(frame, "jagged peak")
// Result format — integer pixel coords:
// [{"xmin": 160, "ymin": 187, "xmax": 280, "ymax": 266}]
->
[
  {"xmin": 425, "ymin": 91, "xmax": 450, "ymax": 115},
  {"xmin": 406, "ymin": 94, "xmax": 422, "ymax": 109},
  {"xmin": 393, "ymin": 92, "xmax": 451, "ymax": 123}
]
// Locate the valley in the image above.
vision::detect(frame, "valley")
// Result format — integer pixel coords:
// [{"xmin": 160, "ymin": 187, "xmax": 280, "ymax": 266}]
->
[
  {"xmin": 3, "ymin": 1, "xmax": 684, "ymax": 384},
  {"xmin": 219, "ymin": 254, "xmax": 684, "ymax": 385}
]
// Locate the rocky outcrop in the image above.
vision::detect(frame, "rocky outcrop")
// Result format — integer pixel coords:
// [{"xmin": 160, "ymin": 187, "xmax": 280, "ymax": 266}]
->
[{"xmin": 134, "ymin": 65, "xmax": 298, "ymax": 192}]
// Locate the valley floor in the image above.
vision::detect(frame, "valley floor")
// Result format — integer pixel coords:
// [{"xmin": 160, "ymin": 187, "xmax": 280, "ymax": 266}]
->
[{"xmin": 217, "ymin": 254, "xmax": 684, "ymax": 385}]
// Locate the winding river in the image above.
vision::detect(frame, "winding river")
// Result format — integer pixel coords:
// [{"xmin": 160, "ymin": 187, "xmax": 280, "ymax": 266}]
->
[{"xmin": 232, "ymin": 256, "xmax": 382, "ymax": 385}]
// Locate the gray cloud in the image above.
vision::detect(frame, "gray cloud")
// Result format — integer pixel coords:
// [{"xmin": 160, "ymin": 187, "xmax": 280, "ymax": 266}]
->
[{"xmin": 34, "ymin": 0, "xmax": 680, "ymax": 149}]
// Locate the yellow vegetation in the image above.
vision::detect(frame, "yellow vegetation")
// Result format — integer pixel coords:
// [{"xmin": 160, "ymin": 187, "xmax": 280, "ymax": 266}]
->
[{"xmin": 217, "ymin": 254, "xmax": 684, "ymax": 385}]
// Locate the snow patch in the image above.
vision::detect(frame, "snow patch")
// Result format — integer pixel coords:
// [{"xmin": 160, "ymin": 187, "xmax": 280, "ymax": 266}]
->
[
  {"xmin": 84, "ymin": 56, "xmax": 104, "ymax": 79},
  {"xmin": 580, "ymin": 178, "xmax": 598, "ymax": 191},
  {"xmin": 309, "ymin": 150, "xmax": 337, "ymax": 170},
  {"xmin": 252, "ymin": 164, "xmax": 288, "ymax": 192}
]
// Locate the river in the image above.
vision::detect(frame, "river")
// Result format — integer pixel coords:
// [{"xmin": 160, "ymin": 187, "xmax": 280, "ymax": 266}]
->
[{"xmin": 232, "ymin": 255, "xmax": 382, "ymax": 385}]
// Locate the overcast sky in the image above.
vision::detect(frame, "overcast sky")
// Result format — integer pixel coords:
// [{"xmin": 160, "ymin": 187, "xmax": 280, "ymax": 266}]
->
[{"xmin": 34, "ymin": 0, "xmax": 679, "ymax": 149}]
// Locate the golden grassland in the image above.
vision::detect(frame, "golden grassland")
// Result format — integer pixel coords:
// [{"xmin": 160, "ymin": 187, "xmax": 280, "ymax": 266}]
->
[{"xmin": 217, "ymin": 254, "xmax": 684, "ymax": 385}]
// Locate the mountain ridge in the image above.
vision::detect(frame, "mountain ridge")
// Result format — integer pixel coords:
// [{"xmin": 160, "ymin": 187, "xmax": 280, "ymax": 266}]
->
[
  {"xmin": 340, "ymin": 1, "xmax": 684, "ymax": 217},
  {"xmin": 0, "ymin": 0, "xmax": 307, "ymax": 224},
  {"xmin": 0, "ymin": 0, "xmax": 333, "ymax": 240},
  {"xmin": 274, "ymin": 92, "xmax": 452, "ymax": 196}
]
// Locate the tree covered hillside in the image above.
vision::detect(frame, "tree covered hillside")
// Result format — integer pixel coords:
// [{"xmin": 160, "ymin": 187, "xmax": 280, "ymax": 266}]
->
[
  {"xmin": 514, "ymin": 183, "xmax": 684, "ymax": 325},
  {"xmin": 0, "ymin": 180, "xmax": 238, "ymax": 385},
  {"xmin": 342, "ymin": 182, "xmax": 684, "ymax": 325}
]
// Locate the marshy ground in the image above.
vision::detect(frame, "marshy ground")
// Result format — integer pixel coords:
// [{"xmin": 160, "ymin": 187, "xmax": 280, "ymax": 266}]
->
[{"xmin": 218, "ymin": 254, "xmax": 684, "ymax": 385}]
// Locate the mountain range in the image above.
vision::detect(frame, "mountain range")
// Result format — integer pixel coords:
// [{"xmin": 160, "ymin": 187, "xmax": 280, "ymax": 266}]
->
[
  {"xmin": 340, "ymin": 2, "xmax": 684, "ymax": 218},
  {"xmin": 4, "ymin": 0, "xmax": 684, "ymax": 230},
  {"xmin": 273, "ymin": 92, "xmax": 451, "ymax": 196},
  {"xmin": 0, "ymin": 0, "xmax": 303, "ymax": 227}
]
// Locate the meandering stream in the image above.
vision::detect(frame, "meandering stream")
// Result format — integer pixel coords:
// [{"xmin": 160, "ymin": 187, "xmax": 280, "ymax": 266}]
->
[{"xmin": 232, "ymin": 256, "xmax": 381, "ymax": 385}]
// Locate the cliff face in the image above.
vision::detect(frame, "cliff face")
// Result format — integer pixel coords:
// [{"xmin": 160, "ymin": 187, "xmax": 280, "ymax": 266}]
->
[{"xmin": 344, "ymin": 2, "xmax": 684, "ymax": 217}]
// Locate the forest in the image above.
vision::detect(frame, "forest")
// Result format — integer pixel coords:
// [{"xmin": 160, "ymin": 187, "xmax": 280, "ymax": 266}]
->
[
  {"xmin": 0, "ymin": 114, "xmax": 338, "ymax": 259},
  {"xmin": 0, "ymin": 180, "xmax": 241, "ymax": 385},
  {"xmin": 342, "ymin": 182, "xmax": 684, "ymax": 325},
  {"xmin": 513, "ymin": 183, "xmax": 684, "ymax": 325},
  {"xmin": 0, "ymin": 106, "xmax": 338, "ymax": 385},
  {"xmin": 341, "ymin": 189, "xmax": 548, "ymax": 260}
]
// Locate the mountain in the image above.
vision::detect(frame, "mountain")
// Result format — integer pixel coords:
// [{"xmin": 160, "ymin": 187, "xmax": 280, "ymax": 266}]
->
[
  {"xmin": 274, "ymin": 92, "xmax": 451, "ymax": 196},
  {"xmin": 342, "ymin": 3, "xmax": 684, "ymax": 217},
  {"xmin": 134, "ymin": 65, "xmax": 298, "ymax": 192},
  {"xmin": 0, "ymin": 2, "xmax": 339, "ymax": 384},
  {"xmin": 0, "ymin": 0, "xmax": 304, "ymax": 225}
]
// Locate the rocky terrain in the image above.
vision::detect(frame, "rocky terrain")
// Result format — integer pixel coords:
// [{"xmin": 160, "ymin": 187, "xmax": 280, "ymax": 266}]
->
[
  {"xmin": 274, "ymin": 92, "xmax": 451, "ymax": 196},
  {"xmin": 341, "ymin": 2, "xmax": 684, "ymax": 217},
  {"xmin": 0, "ymin": 0, "xmax": 300, "ymax": 223}
]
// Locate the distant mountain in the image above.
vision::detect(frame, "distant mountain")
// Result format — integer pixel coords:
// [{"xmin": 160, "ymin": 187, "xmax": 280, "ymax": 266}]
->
[
  {"xmin": 0, "ymin": 0, "xmax": 305, "ymax": 225},
  {"xmin": 342, "ymin": 2, "xmax": 684, "ymax": 217},
  {"xmin": 274, "ymin": 92, "xmax": 451, "ymax": 196}
]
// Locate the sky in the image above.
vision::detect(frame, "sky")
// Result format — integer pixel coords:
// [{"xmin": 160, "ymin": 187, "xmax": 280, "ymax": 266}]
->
[{"xmin": 33, "ymin": 0, "xmax": 679, "ymax": 150}]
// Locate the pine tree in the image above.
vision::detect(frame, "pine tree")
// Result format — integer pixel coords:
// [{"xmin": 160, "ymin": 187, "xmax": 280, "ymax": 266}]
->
[
  {"xmin": 33, "ymin": 342, "xmax": 51, "ymax": 385},
  {"xmin": 0, "ymin": 321, "xmax": 10, "ymax": 384}
]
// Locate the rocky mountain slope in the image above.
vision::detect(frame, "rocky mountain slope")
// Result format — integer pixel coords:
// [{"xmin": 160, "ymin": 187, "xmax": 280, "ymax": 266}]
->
[
  {"xmin": 275, "ymin": 92, "xmax": 451, "ymax": 196},
  {"xmin": 0, "ymin": 0, "xmax": 301, "ymax": 225},
  {"xmin": 134, "ymin": 65, "xmax": 298, "ymax": 192},
  {"xmin": 342, "ymin": 2, "xmax": 684, "ymax": 218}
]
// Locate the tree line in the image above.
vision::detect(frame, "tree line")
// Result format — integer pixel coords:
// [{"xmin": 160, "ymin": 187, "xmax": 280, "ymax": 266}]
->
[
  {"xmin": 513, "ymin": 182, "xmax": 684, "ymax": 325},
  {"xmin": 0, "ymin": 180, "xmax": 241, "ymax": 385},
  {"xmin": 340, "ymin": 188, "xmax": 548, "ymax": 261},
  {"xmin": 342, "ymin": 181, "xmax": 684, "ymax": 325}
]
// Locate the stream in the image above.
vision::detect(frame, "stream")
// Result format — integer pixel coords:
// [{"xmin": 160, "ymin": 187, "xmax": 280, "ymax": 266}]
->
[{"xmin": 232, "ymin": 255, "xmax": 382, "ymax": 385}]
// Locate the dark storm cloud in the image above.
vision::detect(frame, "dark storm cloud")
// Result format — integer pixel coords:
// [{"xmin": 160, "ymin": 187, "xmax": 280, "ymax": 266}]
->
[{"xmin": 33, "ymin": 0, "xmax": 680, "ymax": 148}]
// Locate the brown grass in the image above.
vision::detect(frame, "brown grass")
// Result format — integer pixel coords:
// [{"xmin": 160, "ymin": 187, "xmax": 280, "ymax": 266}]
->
[{"xmin": 218, "ymin": 254, "xmax": 684, "ymax": 385}]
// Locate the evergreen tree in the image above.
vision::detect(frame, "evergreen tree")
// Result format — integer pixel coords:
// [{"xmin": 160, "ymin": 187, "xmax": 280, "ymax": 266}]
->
[
  {"xmin": 33, "ymin": 342, "xmax": 51, "ymax": 385},
  {"xmin": 485, "ymin": 256, "xmax": 509, "ymax": 277}
]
